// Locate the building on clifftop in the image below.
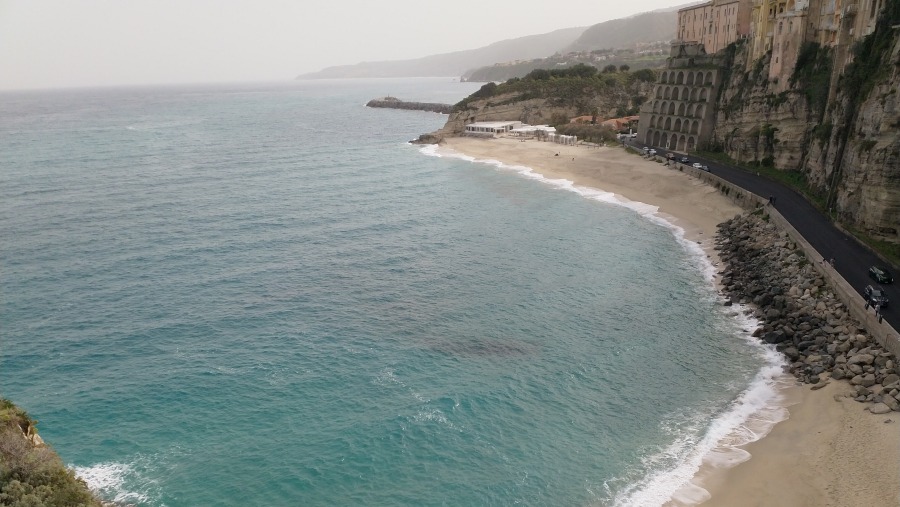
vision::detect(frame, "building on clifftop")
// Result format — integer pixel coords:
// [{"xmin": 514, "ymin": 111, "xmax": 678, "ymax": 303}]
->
[{"xmin": 677, "ymin": 0, "xmax": 755, "ymax": 54}]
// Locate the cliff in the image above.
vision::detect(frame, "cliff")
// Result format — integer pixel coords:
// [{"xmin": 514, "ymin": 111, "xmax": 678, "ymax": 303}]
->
[
  {"xmin": 0, "ymin": 398, "xmax": 105, "ymax": 506},
  {"xmin": 711, "ymin": 8, "xmax": 900, "ymax": 246}
]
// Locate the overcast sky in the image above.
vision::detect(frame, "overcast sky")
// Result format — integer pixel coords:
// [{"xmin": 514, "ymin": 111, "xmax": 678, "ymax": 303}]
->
[{"xmin": 0, "ymin": 0, "xmax": 689, "ymax": 90}]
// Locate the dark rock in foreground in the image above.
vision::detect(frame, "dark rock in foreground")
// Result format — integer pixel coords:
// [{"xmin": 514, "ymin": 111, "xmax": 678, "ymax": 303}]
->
[{"xmin": 366, "ymin": 97, "xmax": 452, "ymax": 115}]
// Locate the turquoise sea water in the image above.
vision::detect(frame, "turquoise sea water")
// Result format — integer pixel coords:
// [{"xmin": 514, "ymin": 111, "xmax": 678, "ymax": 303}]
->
[{"xmin": 1, "ymin": 79, "xmax": 786, "ymax": 506}]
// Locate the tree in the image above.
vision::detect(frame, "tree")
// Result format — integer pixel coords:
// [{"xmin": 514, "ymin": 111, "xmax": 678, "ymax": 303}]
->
[
  {"xmin": 602, "ymin": 64, "xmax": 618, "ymax": 73},
  {"xmin": 619, "ymin": 64, "xmax": 631, "ymax": 72}
]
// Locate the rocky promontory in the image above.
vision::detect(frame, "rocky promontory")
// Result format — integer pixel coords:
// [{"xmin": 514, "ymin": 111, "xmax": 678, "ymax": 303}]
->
[
  {"xmin": 716, "ymin": 213, "xmax": 899, "ymax": 413},
  {"xmin": 365, "ymin": 97, "xmax": 452, "ymax": 115}
]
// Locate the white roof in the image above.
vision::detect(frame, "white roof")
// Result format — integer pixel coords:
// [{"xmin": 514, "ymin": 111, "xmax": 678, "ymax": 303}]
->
[
  {"xmin": 467, "ymin": 121, "xmax": 520, "ymax": 128},
  {"xmin": 510, "ymin": 125, "xmax": 556, "ymax": 133}
]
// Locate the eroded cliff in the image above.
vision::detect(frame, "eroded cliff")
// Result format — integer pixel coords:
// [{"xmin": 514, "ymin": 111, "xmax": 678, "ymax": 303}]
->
[{"xmin": 712, "ymin": 11, "xmax": 900, "ymax": 245}]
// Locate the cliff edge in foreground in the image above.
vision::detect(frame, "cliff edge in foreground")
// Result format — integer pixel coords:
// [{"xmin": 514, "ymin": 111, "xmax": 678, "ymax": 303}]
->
[{"xmin": 0, "ymin": 398, "xmax": 105, "ymax": 507}]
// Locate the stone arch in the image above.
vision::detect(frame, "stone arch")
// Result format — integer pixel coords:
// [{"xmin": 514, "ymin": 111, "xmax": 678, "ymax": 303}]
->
[
  {"xmin": 660, "ymin": 72, "xmax": 668, "ymax": 84},
  {"xmin": 678, "ymin": 102, "xmax": 687, "ymax": 116},
  {"xmin": 656, "ymin": 87, "xmax": 663, "ymax": 99},
  {"xmin": 664, "ymin": 86, "xmax": 672, "ymax": 100},
  {"xmin": 696, "ymin": 104, "xmax": 705, "ymax": 118},
  {"xmin": 674, "ymin": 118, "xmax": 682, "ymax": 133},
  {"xmin": 691, "ymin": 88, "xmax": 700, "ymax": 101},
  {"xmin": 691, "ymin": 120, "xmax": 699, "ymax": 135},
  {"xmin": 669, "ymin": 133, "xmax": 679, "ymax": 150},
  {"xmin": 682, "ymin": 120, "xmax": 691, "ymax": 134},
  {"xmin": 687, "ymin": 136, "xmax": 697, "ymax": 151},
  {"xmin": 679, "ymin": 134, "xmax": 687, "ymax": 151},
  {"xmin": 653, "ymin": 130, "xmax": 662, "ymax": 147},
  {"xmin": 664, "ymin": 117, "xmax": 673, "ymax": 130},
  {"xmin": 659, "ymin": 101, "xmax": 668, "ymax": 114},
  {"xmin": 705, "ymin": 71, "xmax": 714, "ymax": 85},
  {"xmin": 668, "ymin": 102, "xmax": 676, "ymax": 115},
  {"xmin": 686, "ymin": 72, "xmax": 695, "ymax": 86},
  {"xmin": 676, "ymin": 71, "xmax": 685, "ymax": 85},
  {"xmin": 700, "ymin": 88, "xmax": 709, "ymax": 101}
]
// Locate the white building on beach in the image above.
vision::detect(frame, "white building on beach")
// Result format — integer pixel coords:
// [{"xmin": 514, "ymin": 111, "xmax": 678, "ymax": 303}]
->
[{"xmin": 464, "ymin": 121, "xmax": 523, "ymax": 137}]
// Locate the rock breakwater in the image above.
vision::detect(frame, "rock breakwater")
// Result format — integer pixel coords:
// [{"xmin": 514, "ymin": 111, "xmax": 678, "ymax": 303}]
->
[
  {"xmin": 716, "ymin": 212, "xmax": 899, "ymax": 414},
  {"xmin": 365, "ymin": 97, "xmax": 452, "ymax": 114}
]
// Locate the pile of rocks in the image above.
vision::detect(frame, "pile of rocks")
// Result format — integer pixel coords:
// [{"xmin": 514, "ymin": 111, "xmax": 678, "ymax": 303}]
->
[{"xmin": 716, "ymin": 212, "xmax": 899, "ymax": 414}]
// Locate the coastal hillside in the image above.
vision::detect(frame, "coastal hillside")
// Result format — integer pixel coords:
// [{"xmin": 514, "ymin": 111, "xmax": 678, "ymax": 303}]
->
[
  {"xmin": 711, "ymin": 5, "xmax": 900, "ymax": 247},
  {"xmin": 416, "ymin": 65, "xmax": 655, "ymax": 143},
  {"xmin": 461, "ymin": 10, "xmax": 679, "ymax": 82},
  {"xmin": 296, "ymin": 27, "xmax": 586, "ymax": 80},
  {"xmin": 561, "ymin": 11, "xmax": 677, "ymax": 53},
  {"xmin": 298, "ymin": 5, "xmax": 691, "ymax": 81},
  {"xmin": 0, "ymin": 399, "xmax": 104, "ymax": 506}
]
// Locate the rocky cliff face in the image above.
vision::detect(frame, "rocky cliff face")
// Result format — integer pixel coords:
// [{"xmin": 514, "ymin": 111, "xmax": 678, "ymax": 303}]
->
[
  {"xmin": 711, "ymin": 20, "xmax": 900, "ymax": 245},
  {"xmin": 417, "ymin": 81, "xmax": 652, "ymax": 143}
]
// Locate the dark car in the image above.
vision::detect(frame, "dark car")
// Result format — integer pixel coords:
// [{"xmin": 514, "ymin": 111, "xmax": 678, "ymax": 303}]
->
[
  {"xmin": 680, "ymin": 157, "xmax": 689, "ymax": 163},
  {"xmin": 868, "ymin": 265, "xmax": 894, "ymax": 284},
  {"xmin": 864, "ymin": 285, "xmax": 889, "ymax": 308}
]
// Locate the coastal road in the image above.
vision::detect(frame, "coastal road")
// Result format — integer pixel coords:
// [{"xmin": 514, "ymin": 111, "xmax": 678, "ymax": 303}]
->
[{"xmin": 624, "ymin": 139, "xmax": 898, "ymax": 331}]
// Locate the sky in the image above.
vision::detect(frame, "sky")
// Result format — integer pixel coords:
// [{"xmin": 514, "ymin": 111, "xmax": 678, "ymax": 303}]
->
[{"xmin": 0, "ymin": 0, "xmax": 690, "ymax": 90}]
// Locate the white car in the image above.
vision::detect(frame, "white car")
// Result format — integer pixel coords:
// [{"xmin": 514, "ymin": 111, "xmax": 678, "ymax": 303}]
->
[
  {"xmin": 693, "ymin": 163, "xmax": 710, "ymax": 172},
  {"xmin": 649, "ymin": 149, "xmax": 657, "ymax": 156}
]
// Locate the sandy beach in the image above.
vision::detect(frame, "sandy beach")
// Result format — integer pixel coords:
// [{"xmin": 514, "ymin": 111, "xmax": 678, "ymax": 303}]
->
[{"xmin": 439, "ymin": 136, "xmax": 900, "ymax": 507}]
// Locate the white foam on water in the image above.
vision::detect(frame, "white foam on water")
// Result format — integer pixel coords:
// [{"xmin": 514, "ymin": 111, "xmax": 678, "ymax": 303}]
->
[
  {"xmin": 422, "ymin": 144, "xmax": 795, "ymax": 507},
  {"xmin": 606, "ymin": 330, "xmax": 791, "ymax": 507},
  {"xmin": 421, "ymin": 144, "xmax": 717, "ymax": 286},
  {"xmin": 74, "ymin": 461, "xmax": 151, "ymax": 505}
]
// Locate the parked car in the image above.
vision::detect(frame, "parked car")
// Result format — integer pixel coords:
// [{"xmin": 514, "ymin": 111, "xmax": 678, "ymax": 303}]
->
[
  {"xmin": 649, "ymin": 149, "xmax": 657, "ymax": 156},
  {"xmin": 868, "ymin": 265, "xmax": 894, "ymax": 284},
  {"xmin": 692, "ymin": 163, "xmax": 710, "ymax": 172},
  {"xmin": 680, "ymin": 156, "xmax": 689, "ymax": 163},
  {"xmin": 864, "ymin": 285, "xmax": 890, "ymax": 308}
]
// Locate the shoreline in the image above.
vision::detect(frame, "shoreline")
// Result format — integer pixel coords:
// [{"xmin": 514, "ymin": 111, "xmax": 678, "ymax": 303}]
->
[
  {"xmin": 430, "ymin": 136, "xmax": 900, "ymax": 506},
  {"xmin": 436, "ymin": 137, "xmax": 737, "ymax": 287}
]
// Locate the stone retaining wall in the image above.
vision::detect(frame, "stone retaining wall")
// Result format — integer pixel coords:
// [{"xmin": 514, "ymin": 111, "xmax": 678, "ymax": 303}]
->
[{"xmin": 646, "ymin": 152, "xmax": 899, "ymax": 357}]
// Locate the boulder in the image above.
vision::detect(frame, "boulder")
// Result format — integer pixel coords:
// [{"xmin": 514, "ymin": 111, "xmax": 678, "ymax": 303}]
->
[{"xmin": 868, "ymin": 403, "xmax": 893, "ymax": 415}]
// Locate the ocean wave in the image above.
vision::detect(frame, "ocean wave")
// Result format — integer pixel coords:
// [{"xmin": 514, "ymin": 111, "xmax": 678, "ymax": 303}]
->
[
  {"xmin": 74, "ymin": 461, "xmax": 152, "ymax": 505},
  {"xmin": 606, "ymin": 329, "xmax": 789, "ymax": 507}
]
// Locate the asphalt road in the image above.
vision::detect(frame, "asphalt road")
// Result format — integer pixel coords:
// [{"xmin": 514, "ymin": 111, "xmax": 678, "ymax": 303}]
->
[{"xmin": 624, "ymin": 139, "xmax": 898, "ymax": 330}]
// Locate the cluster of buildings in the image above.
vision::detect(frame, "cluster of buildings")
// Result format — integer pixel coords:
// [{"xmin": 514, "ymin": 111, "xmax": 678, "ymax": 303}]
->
[
  {"xmin": 677, "ymin": 0, "xmax": 885, "ymax": 80},
  {"xmin": 464, "ymin": 0, "xmax": 889, "ymax": 153},
  {"xmin": 464, "ymin": 121, "xmax": 557, "ymax": 138},
  {"xmin": 638, "ymin": 0, "xmax": 888, "ymax": 152}
]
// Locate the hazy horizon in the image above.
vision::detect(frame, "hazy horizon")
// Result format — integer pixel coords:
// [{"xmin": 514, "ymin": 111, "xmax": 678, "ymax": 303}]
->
[{"xmin": 0, "ymin": 0, "xmax": 690, "ymax": 91}]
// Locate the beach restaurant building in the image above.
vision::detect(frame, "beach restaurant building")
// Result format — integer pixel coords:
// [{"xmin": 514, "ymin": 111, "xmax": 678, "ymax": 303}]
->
[{"xmin": 464, "ymin": 121, "xmax": 522, "ymax": 137}]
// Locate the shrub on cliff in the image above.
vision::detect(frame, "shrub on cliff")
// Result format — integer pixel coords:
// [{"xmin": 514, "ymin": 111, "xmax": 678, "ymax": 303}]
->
[{"xmin": 0, "ymin": 399, "xmax": 102, "ymax": 507}]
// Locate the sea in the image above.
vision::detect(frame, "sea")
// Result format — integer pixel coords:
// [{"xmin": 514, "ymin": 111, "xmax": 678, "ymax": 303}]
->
[{"xmin": 1, "ymin": 78, "xmax": 790, "ymax": 507}]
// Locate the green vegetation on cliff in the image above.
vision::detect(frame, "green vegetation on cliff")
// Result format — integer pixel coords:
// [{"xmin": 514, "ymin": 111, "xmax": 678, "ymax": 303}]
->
[
  {"xmin": 790, "ymin": 42, "xmax": 833, "ymax": 120},
  {"xmin": 454, "ymin": 64, "xmax": 656, "ymax": 116},
  {"xmin": 0, "ymin": 399, "xmax": 103, "ymax": 507}
]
